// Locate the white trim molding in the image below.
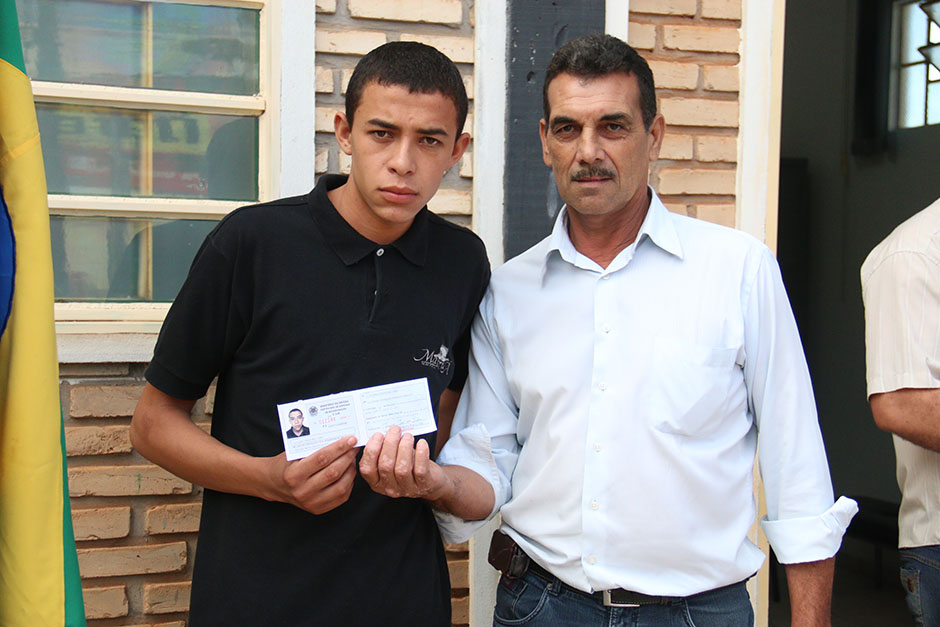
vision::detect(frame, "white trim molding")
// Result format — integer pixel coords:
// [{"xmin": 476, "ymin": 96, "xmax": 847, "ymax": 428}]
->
[
  {"xmin": 275, "ymin": 0, "xmax": 317, "ymax": 198},
  {"xmin": 472, "ymin": 0, "xmax": 508, "ymax": 269},
  {"xmin": 737, "ymin": 0, "xmax": 786, "ymax": 251},
  {"xmin": 606, "ymin": 0, "xmax": 631, "ymax": 41}
]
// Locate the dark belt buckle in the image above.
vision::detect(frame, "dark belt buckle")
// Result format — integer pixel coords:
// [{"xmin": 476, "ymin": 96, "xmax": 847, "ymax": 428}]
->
[{"xmin": 602, "ymin": 590, "xmax": 640, "ymax": 608}]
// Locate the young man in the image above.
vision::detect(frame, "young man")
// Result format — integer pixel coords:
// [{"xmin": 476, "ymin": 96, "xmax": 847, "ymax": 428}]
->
[
  {"xmin": 361, "ymin": 35, "xmax": 858, "ymax": 625},
  {"xmin": 285, "ymin": 408, "xmax": 308, "ymax": 439},
  {"xmin": 130, "ymin": 42, "xmax": 489, "ymax": 625}
]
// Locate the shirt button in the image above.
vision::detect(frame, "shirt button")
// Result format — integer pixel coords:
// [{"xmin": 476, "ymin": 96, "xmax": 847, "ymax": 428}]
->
[
  {"xmin": 376, "ymin": 248, "xmax": 385, "ymax": 257},
  {"xmin": 590, "ymin": 500, "xmax": 599, "ymax": 510},
  {"xmin": 588, "ymin": 555, "xmax": 597, "ymax": 564},
  {"xmin": 599, "ymin": 382, "xmax": 607, "ymax": 391},
  {"xmin": 602, "ymin": 324, "xmax": 610, "ymax": 334},
  {"xmin": 601, "ymin": 274, "xmax": 610, "ymax": 280},
  {"xmin": 594, "ymin": 443, "xmax": 602, "ymax": 452}
]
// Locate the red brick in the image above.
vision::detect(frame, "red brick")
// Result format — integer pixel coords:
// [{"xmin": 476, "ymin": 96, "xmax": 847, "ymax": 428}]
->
[
  {"xmin": 696, "ymin": 203, "xmax": 737, "ymax": 227},
  {"xmin": 447, "ymin": 557, "xmax": 469, "ymax": 588},
  {"xmin": 69, "ymin": 465, "xmax": 192, "ymax": 497},
  {"xmin": 70, "ymin": 385, "xmax": 144, "ymax": 418},
  {"xmin": 659, "ymin": 134, "xmax": 694, "ymax": 160},
  {"xmin": 204, "ymin": 383, "xmax": 216, "ymax": 415},
  {"xmin": 77, "ymin": 542, "xmax": 187, "ymax": 578},
  {"xmin": 65, "ymin": 425, "xmax": 131, "ymax": 456},
  {"xmin": 702, "ymin": 0, "xmax": 742, "ymax": 20},
  {"xmin": 144, "ymin": 581, "xmax": 191, "ymax": 615},
  {"xmin": 628, "ymin": 22, "xmax": 656, "ymax": 51},
  {"xmin": 348, "ymin": 0, "xmax": 463, "ymax": 24},
  {"xmin": 315, "ymin": 30, "xmax": 387, "ymax": 56},
  {"xmin": 451, "ymin": 595, "xmax": 469, "ymax": 625},
  {"xmin": 658, "ymin": 168, "xmax": 736, "ymax": 195},
  {"xmin": 663, "ymin": 25, "xmax": 740, "ymax": 54},
  {"xmin": 660, "ymin": 97, "xmax": 738, "ymax": 128},
  {"xmin": 695, "ymin": 135, "xmax": 738, "ymax": 163},
  {"xmin": 631, "ymin": 0, "xmax": 696, "ymax": 16},
  {"xmin": 72, "ymin": 506, "xmax": 131, "ymax": 541},
  {"xmin": 83, "ymin": 585, "xmax": 128, "ymax": 619},
  {"xmin": 400, "ymin": 34, "xmax": 473, "ymax": 64},
  {"xmin": 145, "ymin": 503, "xmax": 202, "ymax": 535}
]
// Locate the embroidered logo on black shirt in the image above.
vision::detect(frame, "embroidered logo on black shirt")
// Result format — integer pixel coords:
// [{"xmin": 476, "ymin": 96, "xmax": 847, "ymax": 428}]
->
[{"xmin": 414, "ymin": 345, "xmax": 452, "ymax": 376}]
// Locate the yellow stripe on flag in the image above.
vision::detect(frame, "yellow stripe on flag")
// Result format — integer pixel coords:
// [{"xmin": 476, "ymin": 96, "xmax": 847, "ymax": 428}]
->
[{"xmin": 0, "ymin": 55, "xmax": 81, "ymax": 626}]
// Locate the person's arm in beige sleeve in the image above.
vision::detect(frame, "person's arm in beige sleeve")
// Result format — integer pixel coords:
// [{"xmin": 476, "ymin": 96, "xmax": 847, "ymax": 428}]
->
[{"xmin": 870, "ymin": 388, "xmax": 940, "ymax": 452}]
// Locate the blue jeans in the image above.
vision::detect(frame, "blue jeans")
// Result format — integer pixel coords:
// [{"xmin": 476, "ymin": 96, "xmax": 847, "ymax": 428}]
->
[
  {"xmin": 493, "ymin": 569, "xmax": 753, "ymax": 626},
  {"xmin": 899, "ymin": 545, "xmax": 940, "ymax": 627}
]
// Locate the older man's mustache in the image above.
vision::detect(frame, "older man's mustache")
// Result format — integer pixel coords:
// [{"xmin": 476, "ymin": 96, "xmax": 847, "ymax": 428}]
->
[{"xmin": 571, "ymin": 166, "xmax": 615, "ymax": 181}]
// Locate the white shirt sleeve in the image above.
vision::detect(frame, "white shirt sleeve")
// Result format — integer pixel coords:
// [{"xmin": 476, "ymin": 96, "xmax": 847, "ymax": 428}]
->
[
  {"xmin": 745, "ymin": 247, "xmax": 858, "ymax": 563},
  {"xmin": 434, "ymin": 289, "xmax": 520, "ymax": 543}
]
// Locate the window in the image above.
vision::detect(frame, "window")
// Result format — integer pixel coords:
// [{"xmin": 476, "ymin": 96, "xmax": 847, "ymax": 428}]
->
[
  {"xmin": 16, "ymin": 0, "xmax": 277, "ymax": 331},
  {"xmin": 894, "ymin": 0, "xmax": 940, "ymax": 128}
]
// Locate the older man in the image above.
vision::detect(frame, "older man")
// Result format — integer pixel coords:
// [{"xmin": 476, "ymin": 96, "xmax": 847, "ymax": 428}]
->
[{"xmin": 360, "ymin": 34, "xmax": 857, "ymax": 625}]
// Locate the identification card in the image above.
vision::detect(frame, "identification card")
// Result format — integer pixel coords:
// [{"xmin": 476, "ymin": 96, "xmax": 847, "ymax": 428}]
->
[{"xmin": 276, "ymin": 378, "xmax": 436, "ymax": 460}]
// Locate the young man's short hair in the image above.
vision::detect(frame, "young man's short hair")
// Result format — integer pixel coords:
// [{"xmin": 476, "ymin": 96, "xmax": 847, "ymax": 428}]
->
[
  {"xmin": 543, "ymin": 34, "xmax": 657, "ymax": 131},
  {"xmin": 345, "ymin": 41, "xmax": 469, "ymax": 135}
]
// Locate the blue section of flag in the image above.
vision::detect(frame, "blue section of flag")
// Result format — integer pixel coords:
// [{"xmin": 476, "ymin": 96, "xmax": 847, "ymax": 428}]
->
[{"xmin": 0, "ymin": 188, "xmax": 14, "ymax": 338}]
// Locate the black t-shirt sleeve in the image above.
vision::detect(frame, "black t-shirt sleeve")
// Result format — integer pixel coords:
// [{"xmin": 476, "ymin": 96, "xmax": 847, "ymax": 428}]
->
[
  {"xmin": 145, "ymin": 224, "xmax": 249, "ymax": 400},
  {"xmin": 446, "ymin": 246, "xmax": 491, "ymax": 392}
]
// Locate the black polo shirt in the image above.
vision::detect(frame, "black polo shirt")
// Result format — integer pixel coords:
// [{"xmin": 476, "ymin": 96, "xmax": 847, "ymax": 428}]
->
[{"xmin": 146, "ymin": 174, "xmax": 490, "ymax": 626}]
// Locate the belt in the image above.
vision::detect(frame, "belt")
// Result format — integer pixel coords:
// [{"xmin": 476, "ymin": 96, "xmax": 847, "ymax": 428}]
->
[{"xmin": 487, "ymin": 529, "xmax": 676, "ymax": 608}]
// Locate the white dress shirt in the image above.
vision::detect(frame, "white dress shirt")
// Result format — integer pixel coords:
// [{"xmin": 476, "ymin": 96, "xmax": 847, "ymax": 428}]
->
[
  {"xmin": 437, "ymin": 189, "xmax": 857, "ymax": 596},
  {"xmin": 862, "ymin": 196, "xmax": 940, "ymax": 549}
]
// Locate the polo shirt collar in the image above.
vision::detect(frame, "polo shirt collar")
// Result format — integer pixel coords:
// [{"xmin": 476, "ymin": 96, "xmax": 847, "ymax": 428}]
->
[
  {"xmin": 309, "ymin": 174, "xmax": 428, "ymax": 267},
  {"xmin": 544, "ymin": 186, "xmax": 684, "ymax": 272}
]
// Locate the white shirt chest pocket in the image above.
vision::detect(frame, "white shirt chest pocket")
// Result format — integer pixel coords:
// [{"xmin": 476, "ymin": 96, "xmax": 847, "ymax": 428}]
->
[{"xmin": 648, "ymin": 338, "xmax": 743, "ymax": 436}]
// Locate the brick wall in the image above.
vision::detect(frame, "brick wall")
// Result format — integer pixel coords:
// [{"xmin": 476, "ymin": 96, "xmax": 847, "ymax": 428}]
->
[
  {"xmin": 62, "ymin": 1, "xmax": 742, "ymax": 624},
  {"xmin": 631, "ymin": 0, "xmax": 742, "ymax": 227},
  {"xmin": 314, "ymin": 0, "xmax": 475, "ymax": 228}
]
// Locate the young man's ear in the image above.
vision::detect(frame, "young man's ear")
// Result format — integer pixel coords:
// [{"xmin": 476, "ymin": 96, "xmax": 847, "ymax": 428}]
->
[
  {"xmin": 334, "ymin": 112, "xmax": 353, "ymax": 155},
  {"xmin": 448, "ymin": 132, "xmax": 471, "ymax": 168}
]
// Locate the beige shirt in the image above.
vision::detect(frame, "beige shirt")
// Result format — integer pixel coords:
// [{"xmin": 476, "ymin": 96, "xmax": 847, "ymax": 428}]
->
[{"xmin": 861, "ymin": 197, "xmax": 940, "ymax": 548}]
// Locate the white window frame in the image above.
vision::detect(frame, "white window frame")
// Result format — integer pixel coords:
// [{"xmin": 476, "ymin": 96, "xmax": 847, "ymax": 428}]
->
[
  {"xmin": 44, "ymin": 0, "xmax": 316, "ymax": 361},
  {"xmin": 890, "ymin": 0, "xmax": 940, "ymax": 129}
]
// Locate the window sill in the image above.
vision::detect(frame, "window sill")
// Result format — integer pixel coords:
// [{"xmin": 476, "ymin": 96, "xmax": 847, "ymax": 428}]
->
[{"xmin": 57, "ymin": 332, "xmax": 158, "ymax": 365}]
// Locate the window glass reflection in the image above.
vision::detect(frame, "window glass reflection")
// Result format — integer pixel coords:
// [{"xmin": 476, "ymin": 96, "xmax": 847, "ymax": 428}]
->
[
  {"xmin": 17, "ymin": 0, "xmax": 142, "ymax": 86},
  {"xmin": 51, "ymin": 216, "xmax": 216, "ymax": 302},
  {"xmin": 37, "ymin": 104, "xmax": 258, "ymax": 200},
  {"xmin": 16, "ymin": 0, "xmax": 259, "ymax": 94},
  {"xmin": 152, "ymin": 3, "xmax": 259, "ymax": 94}
]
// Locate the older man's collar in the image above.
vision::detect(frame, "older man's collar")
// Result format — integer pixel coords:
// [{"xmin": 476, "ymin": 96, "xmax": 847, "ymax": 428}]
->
[
  {"xmin": 310, "ymin": 174, "xmax": 427, "ymax": 266},
  {"xmin": 640, "ymin": 188, "xmax": 684, "ymax": 260},
  {"xmin": 543, "ymin": 187, "xmax": 684, "ymax": 270}
]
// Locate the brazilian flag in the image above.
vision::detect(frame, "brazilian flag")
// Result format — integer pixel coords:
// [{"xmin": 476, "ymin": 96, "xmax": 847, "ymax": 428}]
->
[{"xmin": 0, "ymin": 0, "xmax": 86, "ymax": 624}]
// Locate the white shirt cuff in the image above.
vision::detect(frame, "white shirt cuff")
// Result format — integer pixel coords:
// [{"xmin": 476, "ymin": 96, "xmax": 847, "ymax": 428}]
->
[
  {"xmin": 434, "ymin": 423, "xmax": 508, "ymax": 544},
  {"xmin": 761, "ymin": 496, "xmax": 859, "ymax": 564}
]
